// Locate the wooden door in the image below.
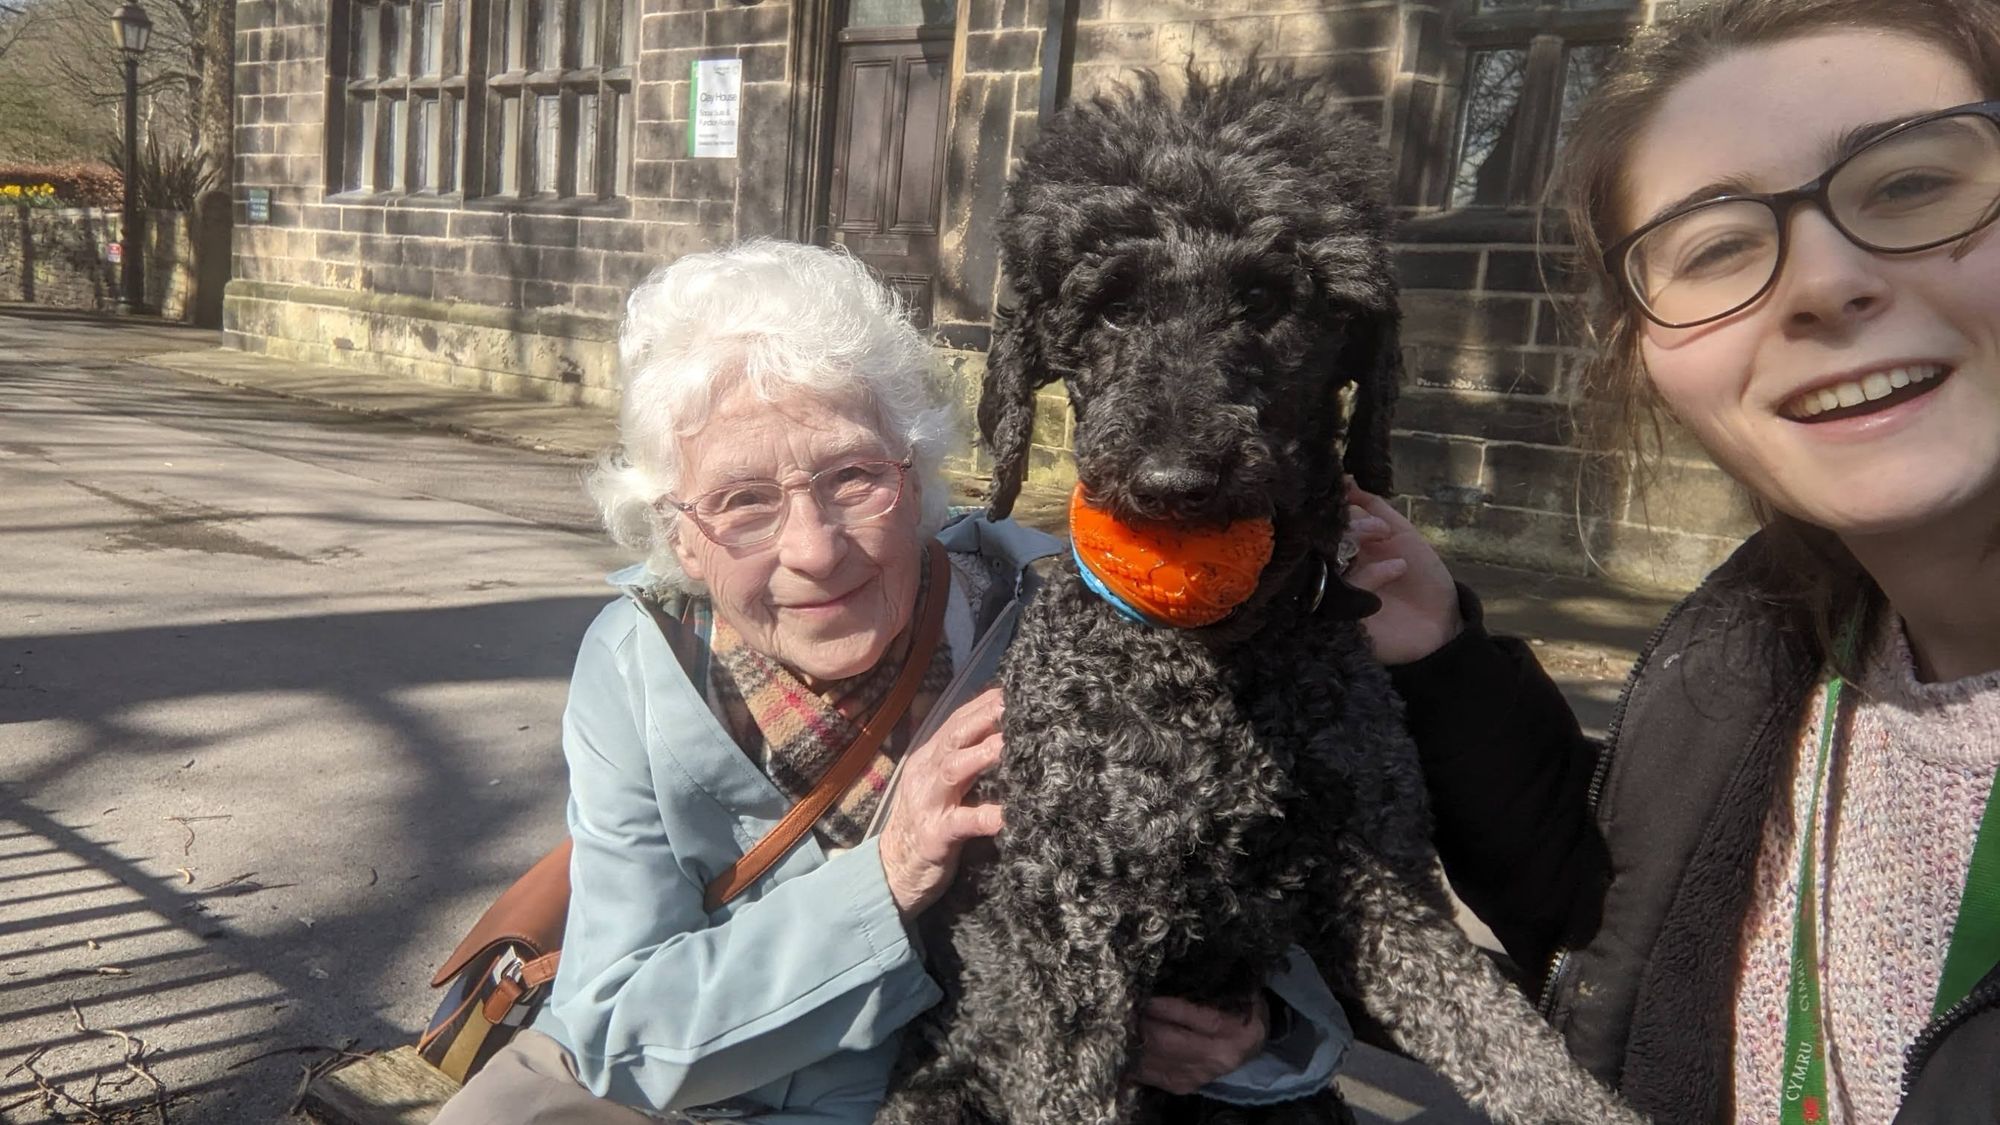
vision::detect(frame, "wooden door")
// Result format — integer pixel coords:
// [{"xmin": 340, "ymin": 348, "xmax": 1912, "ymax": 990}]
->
[{"xmin": 825, "ymin": 28, "xmax": 952, "ymax": 328}]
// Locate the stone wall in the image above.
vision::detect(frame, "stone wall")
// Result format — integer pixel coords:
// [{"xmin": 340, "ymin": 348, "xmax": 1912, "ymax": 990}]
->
[
  {"xmin": 1389, "ymin": 223, "xmax": 1754, "ymax": 588},
  {"xmin": 1069, "ymin": 0, "xmax": 1397, "ymax": 108},
  {"xmin": 0, "ymin": 208, "xmax": 119, "ymax": 310},
  {"xmin": 227, "ymin": 281, "xmax": 621, "ymax": 405},
  {"xmin": 230, "ymin": 0, "xmax": 797, "ymax": 403},
  {"xmin": 231, "ymin": 0, "xmax": 1076, "ymax": 461},
  {"xmin": 149, "ymin": 211, "xmax": 211, "ymax": 322},
  {"xmin": 231, "ymin": 0, "xmax": 1750, "ymax": 589},
  {"xmin": 1376, "ymin": 0, "xmax": 1753, "ymax": 589},
  {"xmin": 928, "ymin": 0, "xmax": 1053, "ymax": 485},
  {"xmin": 0, "ymin": 207, "xmax": 210, "ymax": 321}
]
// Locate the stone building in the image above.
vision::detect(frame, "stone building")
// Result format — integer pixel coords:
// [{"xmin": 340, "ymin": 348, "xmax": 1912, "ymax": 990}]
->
[{"xmin": 228, "ymin": 0, "xmax": 1752, "ymax": 588}]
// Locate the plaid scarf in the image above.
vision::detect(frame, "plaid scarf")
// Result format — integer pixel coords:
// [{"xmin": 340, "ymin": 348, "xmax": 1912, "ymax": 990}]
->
[{"xmin": 709, "ymin": 557, "xmax": 954, "ymax": 848}]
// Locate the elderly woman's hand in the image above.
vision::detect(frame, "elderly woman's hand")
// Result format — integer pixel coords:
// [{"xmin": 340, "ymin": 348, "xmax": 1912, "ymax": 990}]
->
[
  {"xmin": 878, "ymin": 687, "xmax": 1006, "ymax": 920},
  {"xmin": 1131, "ymin": 993, "xmax": 1270, "ymax": 1095}
]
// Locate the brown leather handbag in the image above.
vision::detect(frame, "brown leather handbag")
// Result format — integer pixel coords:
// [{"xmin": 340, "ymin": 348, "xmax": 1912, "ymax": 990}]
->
[
  {"xmin": 417, "ymin": 839, "xmax": 574, "ymax": 1082},
  {"xmin": 416, "ymin": 545, "xmax": 950, "ymax": 1084}
]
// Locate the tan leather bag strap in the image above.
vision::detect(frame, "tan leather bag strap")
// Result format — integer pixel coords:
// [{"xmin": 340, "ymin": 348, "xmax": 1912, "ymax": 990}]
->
[
  {"xmin": 428, "ymin": 543, "xmax": 952, "ymax": 1007},
  {"xmin": 702, "ymin": 541, "xmax": 950, "ymax": 912}
]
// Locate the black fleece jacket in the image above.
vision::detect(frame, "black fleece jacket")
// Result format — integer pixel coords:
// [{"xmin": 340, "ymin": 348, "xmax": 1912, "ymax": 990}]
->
[{"xmin": 1388, "ymin": 534, "xmax": 2000, "ymax": 1124}]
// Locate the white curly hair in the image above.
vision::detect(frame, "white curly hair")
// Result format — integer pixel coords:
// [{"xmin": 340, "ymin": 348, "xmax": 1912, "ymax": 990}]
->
[{"xmin": 589, "ymin": 239, "xmax": 959, "ymax": 591}]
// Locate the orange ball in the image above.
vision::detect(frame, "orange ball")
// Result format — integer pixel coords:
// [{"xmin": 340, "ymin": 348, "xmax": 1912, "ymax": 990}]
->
[{"xmin": 1068, "ymin": 484, "xmax": 1275, "ymax": 628}]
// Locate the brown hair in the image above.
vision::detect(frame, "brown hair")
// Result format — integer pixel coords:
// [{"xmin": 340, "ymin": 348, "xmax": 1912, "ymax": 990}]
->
[{"xmin": 1551, "ymin": 0, "xmax": 2000, "ymax": 658}]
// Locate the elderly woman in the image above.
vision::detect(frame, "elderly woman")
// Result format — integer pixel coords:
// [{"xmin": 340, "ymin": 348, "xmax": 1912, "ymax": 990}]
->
[{"xmin": 435, "ymin": 240, "xmax": 1347, "ymax": 1123}]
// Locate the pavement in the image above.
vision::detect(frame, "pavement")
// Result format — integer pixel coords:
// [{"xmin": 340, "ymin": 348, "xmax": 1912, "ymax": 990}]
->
[
  {"xmin": 1, "ymin": 306, "xmax": 633, "ymax": 1124},
  {"xmin": 110, "ymin": 307, "xmax": 1680, "ymax": 730},
  {"xmin": 0, "ymin": 305, "xmax": 1690, "ymax": 1124}
]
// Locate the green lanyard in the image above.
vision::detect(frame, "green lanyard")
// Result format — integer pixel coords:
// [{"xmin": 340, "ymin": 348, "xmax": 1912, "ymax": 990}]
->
[
  {"xmin": 1935, "ymin": 769, "xmax": 2000, "ymax": 1019},
  {"xmin": 1777, "ymin": 661, "xmax": 1848, "ymax": 1125},
  {"xmin": 1779, "ymin": 624, "xmax": 2000, "ymax": 1124}
]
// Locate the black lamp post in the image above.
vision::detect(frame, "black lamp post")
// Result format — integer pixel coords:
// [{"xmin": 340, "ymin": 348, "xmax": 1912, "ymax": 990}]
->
[{"xmin": 112, "ymin": 2, "xmax": 152, "ymax": 315}]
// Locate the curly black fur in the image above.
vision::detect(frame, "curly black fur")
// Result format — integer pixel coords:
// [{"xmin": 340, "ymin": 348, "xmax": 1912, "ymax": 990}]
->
[
  {"xmin": 979, "ymin": 69, "xmax": 1399, "ymax": 532},
  {"xmin": 878, "ymin": 70, "xmax": 1643, "ymax": 1125}
]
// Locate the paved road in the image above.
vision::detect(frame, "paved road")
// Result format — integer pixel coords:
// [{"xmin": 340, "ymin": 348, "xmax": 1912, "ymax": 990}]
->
[{"xmin": 0, "ymin": 312, "xmax": 1487, "ymax": 1123}]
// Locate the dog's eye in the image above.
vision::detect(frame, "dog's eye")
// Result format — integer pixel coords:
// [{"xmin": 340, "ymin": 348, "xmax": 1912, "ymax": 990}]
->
[
  {"xmin": 1241, "ymin": 284, "xmax": 1288, "ymax": 325},
  {"xmin": 1098, "ymin": 296, "xmax": 1136, "ymax": 332}
]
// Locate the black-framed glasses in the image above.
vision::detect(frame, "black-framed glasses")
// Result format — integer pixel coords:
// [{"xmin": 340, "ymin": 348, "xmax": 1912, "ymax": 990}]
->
[
  {"xmin": 657, "ymin": 456, "xmax": 913, "ymax": 548},
  {"xmin": 1607, "ymin": 100, "xmax": 2000, "ymax": 329}
]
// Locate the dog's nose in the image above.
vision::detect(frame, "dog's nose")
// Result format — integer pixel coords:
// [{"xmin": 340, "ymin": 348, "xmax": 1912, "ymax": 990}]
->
[{"xmin": 1129, "ymin": 459, "xmax": 1221, "ymax": 508}]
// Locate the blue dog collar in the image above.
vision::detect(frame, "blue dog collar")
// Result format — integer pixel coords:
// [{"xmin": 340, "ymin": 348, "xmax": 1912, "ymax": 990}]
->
[
  {"xmin": 1072, "ymin": 542, "xmax": 1169, "ymax": 628},
  {"xmin": 1073, "ymin": 542, "xmax": 1331, "ymax": 629}
]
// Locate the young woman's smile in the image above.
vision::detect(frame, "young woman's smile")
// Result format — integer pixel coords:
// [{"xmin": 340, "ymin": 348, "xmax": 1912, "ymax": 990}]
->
[
  {"xmin": 1774, "ymin": 360, "xmax": 1951, "ymax": 425},
  {"xmin": 1625, "ymin": 32, "xmax": 2000, "ymax": 536}
]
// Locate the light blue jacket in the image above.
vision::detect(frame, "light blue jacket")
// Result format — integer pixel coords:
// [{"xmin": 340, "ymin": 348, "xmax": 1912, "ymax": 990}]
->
[{"xmin": 534, "ymin": 515, "xmax": 1350, "ymax": 1120}]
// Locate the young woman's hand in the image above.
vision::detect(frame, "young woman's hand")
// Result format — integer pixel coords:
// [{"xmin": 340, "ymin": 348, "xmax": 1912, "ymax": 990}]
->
[
  {"xmin": 1345, "ymin": 484, "xmax": 1464, "ymax": 665},
  {"xmin": 877, "ymin": 687, "xmax": 1006, "ymax": 920},
  {"xmin": 1130, "ymin": 994, "xmax": 1269, "ymax": 1095}
]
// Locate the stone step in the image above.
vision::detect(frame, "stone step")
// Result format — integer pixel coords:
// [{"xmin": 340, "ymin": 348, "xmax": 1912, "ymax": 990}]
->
[{"xmin": 302, "ymin": 1046, "xmax": 456, "ymax": 1125}]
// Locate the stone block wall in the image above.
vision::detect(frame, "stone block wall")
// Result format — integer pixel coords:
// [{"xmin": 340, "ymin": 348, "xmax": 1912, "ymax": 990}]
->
[
  {"xmin": 928, "ymin": 0, "xmax": 1053, "ymax": 487},
  {"xmin": 0, "ymin": 208, "xmax": 120, "ymax": 310},
  {"xmin": 230, "ymin": 0, "xmax": 801, "ymax": 404},
  {"xmin": 230, "ymin": 0, "xmax": 1750, "ymax": 588},
  {"xmin": 1388, "ymin": 229, "xmax": 1754, "ymax": 588},
  {"xmin": 1068, "ymin": 0, "xmax": 1397, "ymax": 110},
  {"xmin": 0, "ymin": 207, "xmax": 208, "ymax": 321},
  {"xmin": 227, "ymin": 283, "xmax": 623, "ymax": 404},
  {"xmin": 147, "ymin": 212, "xmax": 211, "ymax": 322},
  {"xmin": 1374, "ymin": 0, "xmax": 1753, "ymax": 588},
  {"xmin": 933, "ymin": 0, "xmax": 1053, "ymax": 338},
  {"xmin": 232, "ymin": 0, "xmax": 1078, "ymax": 469}
]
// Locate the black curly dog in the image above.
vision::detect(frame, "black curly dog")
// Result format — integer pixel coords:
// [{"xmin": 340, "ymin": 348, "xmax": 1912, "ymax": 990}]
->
[{"xmin": 875, "ymin": 72, "xmax": 1643, "ymax": 1125}]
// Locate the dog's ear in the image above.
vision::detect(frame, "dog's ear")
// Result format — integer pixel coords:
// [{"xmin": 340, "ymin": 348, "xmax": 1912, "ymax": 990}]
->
[
  {"xmin": 1339, "ymin": 307, "xmax": 1402, "ymax": 496},
  {"xmin": 977, "ymin": 301, "xmax": 1056, "ymax": 520}
]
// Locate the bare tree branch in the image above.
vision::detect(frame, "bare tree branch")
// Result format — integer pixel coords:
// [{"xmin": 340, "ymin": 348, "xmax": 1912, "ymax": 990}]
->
[
  {"xmin": 0, "ymin": 0, "xmax": 229, "ymax": 172},
  {"xmin": 0, "ymin": 0, "xmax": 36, "ymax": 66}
]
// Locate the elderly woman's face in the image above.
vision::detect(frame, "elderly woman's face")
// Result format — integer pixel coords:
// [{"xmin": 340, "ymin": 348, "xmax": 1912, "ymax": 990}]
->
[{"xmin": 669, "ymin": 383, "xmax": 925, "ymax": 683}]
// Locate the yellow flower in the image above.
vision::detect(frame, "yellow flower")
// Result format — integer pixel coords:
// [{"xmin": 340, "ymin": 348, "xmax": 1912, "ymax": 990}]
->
[{"xmin": 2, "ymin": 183, "xmax": 60, "ymax": 205}]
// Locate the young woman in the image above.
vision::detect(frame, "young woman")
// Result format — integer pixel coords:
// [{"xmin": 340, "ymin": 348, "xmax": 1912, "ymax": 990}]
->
[{"xmin": 1348, "ymin": 0, "xmax": 2000, "ymax": 1120}]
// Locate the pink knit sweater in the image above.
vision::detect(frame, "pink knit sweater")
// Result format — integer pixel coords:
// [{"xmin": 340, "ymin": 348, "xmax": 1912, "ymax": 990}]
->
[{"xmin": 1731, "ymin": 619, "xmax": 2000, "ymax": 1124}]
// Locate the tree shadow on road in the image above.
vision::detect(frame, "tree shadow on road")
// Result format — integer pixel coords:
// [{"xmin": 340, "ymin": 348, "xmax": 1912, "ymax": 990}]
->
[{"xmin": 1, "ymin": 594, "xmax": 608, "ymax": 1122}]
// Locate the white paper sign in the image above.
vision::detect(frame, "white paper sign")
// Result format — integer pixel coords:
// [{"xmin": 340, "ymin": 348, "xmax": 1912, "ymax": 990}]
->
[{"xmin": 691, "ymin": 58, "xmax": 743, "ymax": 159}]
